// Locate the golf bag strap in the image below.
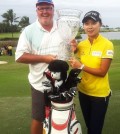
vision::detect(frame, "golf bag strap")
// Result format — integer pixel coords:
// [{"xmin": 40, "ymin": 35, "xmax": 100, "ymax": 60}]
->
[
  {"xmin": 48, "ymin": 108, "xmax": 52, "ymax": 134},
  {"xmin": 67, "ymin": 106, "xmax": 74, "ymax": 134}
]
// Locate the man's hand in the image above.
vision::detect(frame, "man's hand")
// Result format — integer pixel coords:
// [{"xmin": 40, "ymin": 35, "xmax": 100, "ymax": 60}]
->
[{"xmin": 44, "ymin": 54, "xmax": 57, "ymax": 63}]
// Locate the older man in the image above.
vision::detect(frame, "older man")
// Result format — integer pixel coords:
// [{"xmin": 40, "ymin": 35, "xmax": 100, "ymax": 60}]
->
[{"xmin": 15, "ymin": 0, "xmax": 63, "ymax": 133}]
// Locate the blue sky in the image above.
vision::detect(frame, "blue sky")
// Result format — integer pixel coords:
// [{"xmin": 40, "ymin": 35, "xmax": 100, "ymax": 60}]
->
[{"xmin": 0, "ymin": 0, "xmax": 120, "ymax": 28}]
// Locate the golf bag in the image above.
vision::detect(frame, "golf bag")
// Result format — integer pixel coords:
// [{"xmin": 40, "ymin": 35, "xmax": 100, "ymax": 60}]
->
[
  {"xmin": 43, "ymin": 99, "xmax": 82, "ymax": 134},
  {"xmin": 42, "ymin": 60, "xmax": 82, "ymax": 134}
]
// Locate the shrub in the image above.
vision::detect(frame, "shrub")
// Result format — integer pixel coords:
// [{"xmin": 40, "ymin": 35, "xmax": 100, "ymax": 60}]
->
[{"xmin": 0, "ymin": 40, "xmax": 18, "ymax": 47}]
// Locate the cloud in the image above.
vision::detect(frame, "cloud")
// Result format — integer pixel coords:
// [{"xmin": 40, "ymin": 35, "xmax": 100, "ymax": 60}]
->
[
  {"xmin": 0, "ymin": 0, "xmax": 120, "ymax": 28},
  {"xmin": 54, "ymin": 0, "xmax": 120, "ymax": 8}
]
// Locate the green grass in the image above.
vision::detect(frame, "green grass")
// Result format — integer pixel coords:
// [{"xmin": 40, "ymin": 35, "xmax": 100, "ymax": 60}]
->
[
  {"xmin": 0, "ymin": 41, "xmax": 120, "ymax": 134},
  {"xmin": 0, "ymin": 32, "xmax": 20, "ymax": 39},
  {"xmin": 0, "ymin": 55, "xmax": 30, "ymax": 97},
  {"xmin": 0, "ymin": 97, "xmax": 31, "ymax": 134}
]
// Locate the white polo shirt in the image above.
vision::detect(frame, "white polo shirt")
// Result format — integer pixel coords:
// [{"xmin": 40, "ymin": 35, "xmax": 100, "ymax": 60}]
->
[{"xmin": 15, "ymin": 19, "xmax": 62, "ymax": 92}]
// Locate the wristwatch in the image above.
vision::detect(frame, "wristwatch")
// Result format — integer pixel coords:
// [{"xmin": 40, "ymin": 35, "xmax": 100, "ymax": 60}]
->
[{"xmin": 78, "ymin": 64, "xmax": 85, "ymax": 70}]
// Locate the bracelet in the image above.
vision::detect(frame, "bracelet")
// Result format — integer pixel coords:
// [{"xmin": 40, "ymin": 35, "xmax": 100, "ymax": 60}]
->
[{"xmin": 78, "ymin": 64, "xmax": 85, "ymax": 70}]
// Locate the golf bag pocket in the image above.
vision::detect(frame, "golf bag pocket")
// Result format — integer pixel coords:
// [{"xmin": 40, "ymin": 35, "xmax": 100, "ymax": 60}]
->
[{"xmin": 69, "ymin": 120, "xmax": 82, "ymax": 134}]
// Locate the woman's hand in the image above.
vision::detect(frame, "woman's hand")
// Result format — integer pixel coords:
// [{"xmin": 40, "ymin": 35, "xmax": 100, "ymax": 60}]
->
[
  {"xmin": 69, "ymin": 57, "xmax": 82, "ymax": 69},
  {"xmin": 70, "ymin": 39, "xmax": 77, "ymax": 52}
]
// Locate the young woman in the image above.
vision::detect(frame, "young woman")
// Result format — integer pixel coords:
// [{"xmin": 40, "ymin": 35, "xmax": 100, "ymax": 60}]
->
[{"xmin": 69, "ymin": 11, "xmax": 114, "ymax": 134}]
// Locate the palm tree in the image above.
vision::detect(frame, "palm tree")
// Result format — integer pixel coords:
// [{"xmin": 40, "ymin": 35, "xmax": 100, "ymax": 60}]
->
[
  {"xmin": 1, "ymin": 9, "xmax": 19, "ymax": 37},
  {"xmin": 19, "ymin": 16, "xmax": 30, "ymax": 30}
]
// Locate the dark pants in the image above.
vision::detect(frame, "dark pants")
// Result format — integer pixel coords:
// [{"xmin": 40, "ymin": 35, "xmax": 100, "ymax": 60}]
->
[{"xmin": 78, "ymin": 91, "xmax": 110, "ymax": 134}]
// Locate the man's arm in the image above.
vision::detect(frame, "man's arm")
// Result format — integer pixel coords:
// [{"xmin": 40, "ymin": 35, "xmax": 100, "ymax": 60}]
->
[{"xmin": 16, "ymin": 52, "xmax": 57, "ymax": 64}]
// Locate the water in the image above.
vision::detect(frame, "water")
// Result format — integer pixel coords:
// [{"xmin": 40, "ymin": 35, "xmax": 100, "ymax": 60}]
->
[{"xmin": 81, "ymin": 32, "xmax": 120, "ymax": 40}]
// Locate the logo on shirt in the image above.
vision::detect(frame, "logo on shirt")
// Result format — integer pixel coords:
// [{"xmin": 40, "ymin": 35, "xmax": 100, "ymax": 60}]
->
[
  {"xmin": 106, "ymin": 50, "xmax": 114, "ymax": 56},
  {"xmin": 92, "ymin": 51, "xmax": 102, "ymax": 56}
]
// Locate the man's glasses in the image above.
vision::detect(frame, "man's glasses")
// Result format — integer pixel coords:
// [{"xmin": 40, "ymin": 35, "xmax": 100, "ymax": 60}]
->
[{"xmin": 37, "ymin": 7, "xmax": 53, "ymax": 12}]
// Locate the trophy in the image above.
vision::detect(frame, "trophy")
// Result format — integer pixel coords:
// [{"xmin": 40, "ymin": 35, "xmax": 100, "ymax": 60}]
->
[{"xmin": 57, "ymin": 9, "xmax": 82, "ymax": 60}]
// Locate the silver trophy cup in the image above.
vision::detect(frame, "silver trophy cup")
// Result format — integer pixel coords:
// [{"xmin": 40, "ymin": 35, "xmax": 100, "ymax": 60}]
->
[{"xmin": 57, "ymin": 9, "xmax": 82, "ymax": 60}]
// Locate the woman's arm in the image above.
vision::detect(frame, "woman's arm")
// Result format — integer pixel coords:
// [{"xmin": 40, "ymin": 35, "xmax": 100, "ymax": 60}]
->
[{"xmin": 69, "ymin": 58, "xmax": 112, "ymax": 77}]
